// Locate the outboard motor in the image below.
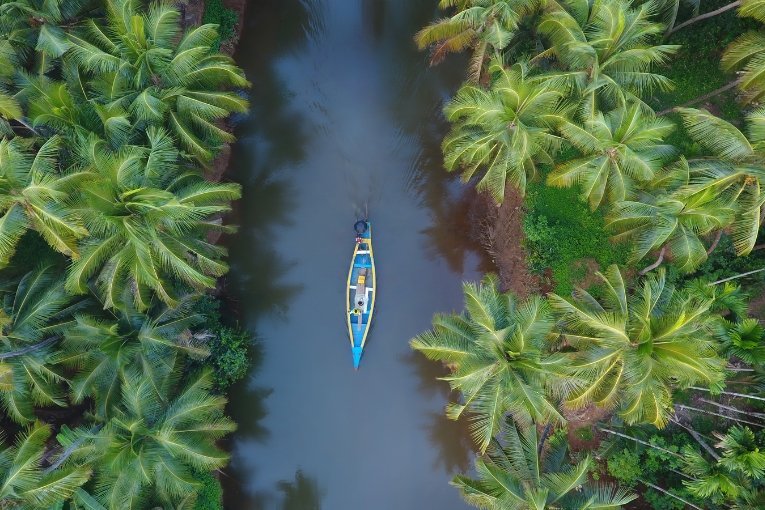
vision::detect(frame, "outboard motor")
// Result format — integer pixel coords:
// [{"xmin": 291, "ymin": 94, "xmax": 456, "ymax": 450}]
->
[{"xmin": 354, "ymin": 220, "xmax": 368, "ymax": 235}]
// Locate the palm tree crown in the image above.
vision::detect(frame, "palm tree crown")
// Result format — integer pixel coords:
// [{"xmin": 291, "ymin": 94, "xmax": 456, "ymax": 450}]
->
[
  {"xmin": 64, "ymin": 370, "xmax": 234, "ymax": 509},
  {"xmin": 0, "ymin": 136, "xmax": 87, "ymax": 266},
  {"xmin": 548, "ymin": 102, "xmax": 676, "ymax": 209},
  {"xmin": 539, "ymin": 0, "xmax": 678, "ymax": 116},
  {"xmin": 64, "ymin": 131, "xmax": 240, "ymax": 309},
  {"xmin": 443, "ymin": 60, "xmax": 568, "ymax": 203},
  {"xmin": 453, "ymin": 421, "xmax": 636, "ymax": 509},
  {"xmin": 411, "ymin": 273, "xmax": 570, "ymax": 452},
  {"xmin": 0, "ymin": 267, "xmax": 83, "ymax": 423},
  {"xmin": 415, "ymin": 0, "xmax": 537, "ymax": 80},
  {"xmin": 549, "ymin": 264, "xmax": 726, "ymax": 427},
  {"xmin": 50, "ymin": 0, "xmax": 249, "ymax": 161}
]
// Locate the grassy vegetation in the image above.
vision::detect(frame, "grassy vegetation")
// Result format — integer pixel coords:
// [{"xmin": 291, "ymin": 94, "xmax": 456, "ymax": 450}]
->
[
  {"xmin": 204, "ymin": 0, "xmax": 239, "ymax": 50},
  {"xmin": 522, "ymin": 180, "xmax": 629, "ymax": 294}
]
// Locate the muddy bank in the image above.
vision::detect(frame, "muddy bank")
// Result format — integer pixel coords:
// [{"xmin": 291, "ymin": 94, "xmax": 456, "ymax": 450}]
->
[{"xmin": 470, "ymin": 184, "xmax": 540, "ymax": 297}]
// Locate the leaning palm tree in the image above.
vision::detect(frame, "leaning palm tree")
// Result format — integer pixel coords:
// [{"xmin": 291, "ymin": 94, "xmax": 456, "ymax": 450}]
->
[
  {"xmin": 548, "ymin": 102, "xmax": 676, "ymax": 209},
  {"xmin": 607, "ymin": 157, "xmax": 734, "ymax": 273},
  {"xmin": 63, "ymin": 0, "xmax": 248, "ymax": 162},
  {"xmin": 0, "ymin": 136, "xmax": 88, "ymax": 266},
  {"xmin": 538, "ymin": 0, "xmax": 678, "ymax": 117},
  {"xmin": 453, "ymin": 421, "xmax": 636, "ymax": 509},
  {"xmin": 722, "ymin": 0, "xmax": 765, "ymax": 101},
  {"xmin": 0, "ymin": 267, "xmax": 83, "ymax": 423},
  {"xmin": 414, "ymin": 0, "xmax": 537, "ymax": 80},
  {"xmin": 715, "ymin": 318, "xmax": 765, "ymax": 365},
  {"xmin": 61, "ymin": 369, "xmax": 235, "ymax": 509},
  {"xmin": 676, "ymin": 107, "xmax": 765, "ymax": 256},
  {"xmin": 0, "ymin": 422, "xmax": 91, "ymax": 508},
  {"xmin": 549, "ymin": 265, "xmax": 726, "ymax": 428},
  {"xmin": 59, "ymin": 294, "xmax": 208, "ymax": 419},
  {"xmin": 411, "ymin": 273, "xmax": 570, "ymax": 453},
  {"xmin": 64, "ymin": 130, "xmax": 240, "ymax": 309},
  {"xmin": 443, "ymin": 60, "xmax": 569, "ymax": 203}
]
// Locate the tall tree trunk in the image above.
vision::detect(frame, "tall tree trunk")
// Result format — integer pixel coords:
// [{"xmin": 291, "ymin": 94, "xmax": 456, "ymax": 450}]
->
[
  {"xmin": 598, "ymin": 428, "xmax": 681, "ymax": 457},
  {"xmin": 667, "ymin": 1, "xmax": 741, "ymax": 36},
  {"xmin": 699, "ymin": 398, "xmax": 765, "ymax": 419},
  {"xmin": 671, "ymin": 417, "xmax": 722, "ymax": 460},
  {"xmin": 691, "ymin": 386, "xmax": 765, "ymax": 402},
  {"xmin": 676, "ymin": 404, "xmax": 764, "ymax": 428},
  {"xmin": 638, "ymin": 479, "xmax": 704, "ymax": 510},
  {"xmin": 640, "ymin": 246, "xmax": 666, "ymax": 275},
  {"xmin": 657, "ymin": 79, "xmax": 742, "ymax": 116},
  {"xmin": 706, "ymin": 267, "xmax": 765, "ymax": 286},
  {"xmin": 707, "ymin": 230, "xmax": 723, "ymax": 255}
]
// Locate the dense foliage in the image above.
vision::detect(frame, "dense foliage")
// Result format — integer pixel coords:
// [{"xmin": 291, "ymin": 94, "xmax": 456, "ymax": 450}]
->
[
  {"xmin": 415, "ymin": 0, "xmax": 765, "ymax": 508},
  {"xmin": 0, "ymin": 0, "xmax": 249, "ymax": 508}
]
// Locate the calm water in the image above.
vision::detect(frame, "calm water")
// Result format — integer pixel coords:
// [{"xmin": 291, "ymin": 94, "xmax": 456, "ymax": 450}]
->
[{"xmin": 224, "ymin": 1, "xmax": 489, "ymax": 508}]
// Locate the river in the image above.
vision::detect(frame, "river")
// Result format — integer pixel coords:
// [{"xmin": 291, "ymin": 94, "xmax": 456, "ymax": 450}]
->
[{"xmin": 223, "ymin": 1, "xmax": 489, "ymax": 508}]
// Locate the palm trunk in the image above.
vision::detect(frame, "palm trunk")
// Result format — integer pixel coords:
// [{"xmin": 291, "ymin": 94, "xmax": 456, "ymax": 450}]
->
[
  {"xmin": 706, "ymin": 268, "xmax": 765, "ymax": 286},
  {"xmin": 638, "ymin": 479, "xmax": 704, "ymax": 510},
  {"xmin": 598, "ymin": 427, "xmax": 681, "ymax": 457},
  {"xmin": 639, "ymin": 246, "xmax": 666, "ymax": 275},
  {"xmin": 699, "ymin": 398, "xmax": 765, "ymax": 419},
  {"xmin": 690, "ymin": 386, "xmax": 765, "ymax": 402},
  {"xmin": 707, "ymin": 230, "xmax": 723, "ymax": 255},
  {"xmin": 667, "ymin": 1, "xmax": 741, "ymax": 36},
  {"xmin": 657, "ymin": 79, "xmax": 742, "ymax": 116},
  {"xmin": 676, "ymin": 404, "xmax": 764, "ymax": 428},
  {"xmin": 671, "ymin": 417, "xmax": 721, "ymax": 460}
]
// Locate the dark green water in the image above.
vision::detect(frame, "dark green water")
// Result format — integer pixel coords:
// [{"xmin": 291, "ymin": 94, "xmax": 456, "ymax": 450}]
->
[{"xmin": 224, "ymin": 1, "xmax": 489, "ymax": 508}]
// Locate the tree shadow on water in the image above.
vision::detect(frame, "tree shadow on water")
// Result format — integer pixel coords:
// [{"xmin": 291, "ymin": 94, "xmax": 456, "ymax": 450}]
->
[{"xmin": 401, "ymin": 350, "xmax": 475, "ymax": 475}]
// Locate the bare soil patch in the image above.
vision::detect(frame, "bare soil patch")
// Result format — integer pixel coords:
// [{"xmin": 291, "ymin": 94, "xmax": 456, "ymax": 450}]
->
[{"xmin": 474, "ymin": 184, "xmax": 541, "ymax": 297}]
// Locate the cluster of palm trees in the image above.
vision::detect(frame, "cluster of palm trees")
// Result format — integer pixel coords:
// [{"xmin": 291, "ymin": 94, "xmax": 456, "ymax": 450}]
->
[
  {"xmin": 421, "ymin": 0, "xmax": 765, "ymax": 273},
  {"xmin": 0, "ymin": 1, "xmax": 247, "ymax": 508},
  {"xmin": 414, "ymin": 0, "xmax": 765, "ymax": 507}
]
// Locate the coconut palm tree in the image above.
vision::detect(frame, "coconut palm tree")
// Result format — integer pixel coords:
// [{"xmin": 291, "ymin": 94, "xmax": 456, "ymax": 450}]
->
[
  {"xmin": 64, "ymin": 130, "xmax": 240, "ymax": 309},
  {"xmin": 715, "ymin": 318, "xmax": 765, "ymax": 365},
  {"xmin": 410, "ymin": 273, "xmax": 571, "ymax": 453},
  {"xmin": 453, "ymin": 421, "xmax": 636, "ymax": 509},
  {"xmin": 62, "ymin": 369, "xmax": 235, "ymax": 509},
  {"xmin": 682, "ymin": 426, "xmax": 765, "ymax": 507},
  {"xmin": 59, "ymin": 294, "xmax": 208, "ymax": 419},
  {"xmin": 0, "ymin": 0, "xmax": 92, "ymax": 65},
  {"xmin": 443, "ymin": 60, "xmax": 569, "ymax": 203},
  {"xmin": 0, "ymin": 422, "xmax": 91, "ymax": 508},
  {"xmin": 548, "ymin": 102, "xmax": 676, "ymax": 209},
  {"xmin": 0, "ymin": 267, "xmax": 83, "ymax": 423},
  {"xmin": 549, "ymin": 265, "xmax": 726, "ymax": 428},
  {"xmin": 675, "ymin": 107, "xmax": 765, "ymax": 257},
  {"xmin": 414, "ymin": 0, "xmax": 536, "ymax": 80},
  {"xmin": 63, "ymin": 0, "xmax": 248, "ymax": 162},
  {"xmin": 0, "ymin": 136, "xmax": 88, "ymax": 266},
  {"xmin": 538, "ymin": 0, "xmax": 678, "ymax": 117},
  {"xmin": 722, "ymin": 0, "xmax": 765, "ymax": 101},
  {"xmin": 606, "ymin": 157, "xmax": 734, "ymax": 273}
]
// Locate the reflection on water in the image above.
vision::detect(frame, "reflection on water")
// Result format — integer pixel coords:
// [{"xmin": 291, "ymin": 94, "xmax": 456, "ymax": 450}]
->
[{"xmin": 224, "ymin": 1, "xmax": 488, "ymax": 508}]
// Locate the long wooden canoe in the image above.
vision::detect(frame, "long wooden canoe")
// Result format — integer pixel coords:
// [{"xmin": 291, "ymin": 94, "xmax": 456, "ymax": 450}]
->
[{"xmin": 346, "ymin": 221, "xmax": 376, "ymax": 369}]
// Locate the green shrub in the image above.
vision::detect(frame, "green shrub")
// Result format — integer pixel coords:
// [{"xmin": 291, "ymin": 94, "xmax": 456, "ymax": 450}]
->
[
  {"xmin": 193, "ymin": 295, "xmax": 251, "ymax": 391},
  {"xmin": 210, "ymin": 326, "xmax": 250, "ymax": 390},
  {"xmin": 203, "ymin": 0, "xmax": 238, "ymax": 50},
  {"xmin": 194, "ymin": 470, "xmax": 223, "ymax": 510},
  {"xmin": 606, "ymin": 448, "xmax": 642, "ymax": 487},
  {"xmin": 522, "ymin": 181, "xmax": 629, "ymax": 294}
]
